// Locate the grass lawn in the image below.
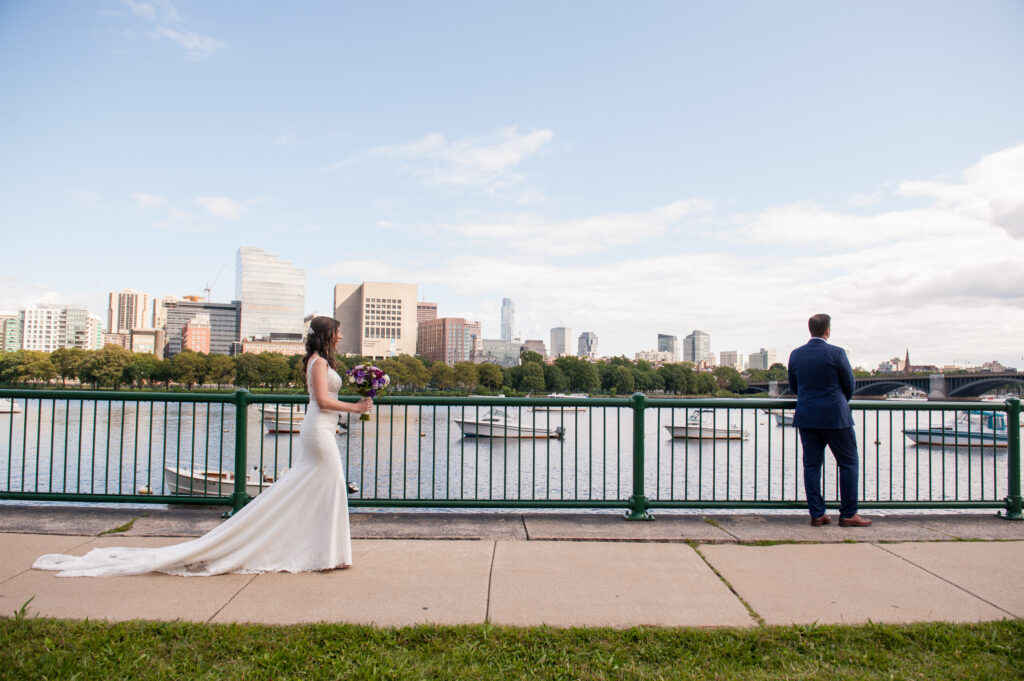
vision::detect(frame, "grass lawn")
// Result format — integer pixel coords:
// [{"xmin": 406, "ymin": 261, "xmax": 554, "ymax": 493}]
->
[{"xmin": 2, "ymin": 616, "xmax": 1021, "ymax": 680}]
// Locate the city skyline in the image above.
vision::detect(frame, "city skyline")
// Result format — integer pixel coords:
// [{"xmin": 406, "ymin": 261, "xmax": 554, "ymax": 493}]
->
[{"xmin": 2, "ymin": 2, "xmax": 1023, "ymax": 370}]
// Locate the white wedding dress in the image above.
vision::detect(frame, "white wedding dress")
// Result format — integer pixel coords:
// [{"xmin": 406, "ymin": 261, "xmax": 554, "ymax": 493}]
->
[{"xmin": 34, "ymin": 356, "xmax": 353, "ymax": 577}]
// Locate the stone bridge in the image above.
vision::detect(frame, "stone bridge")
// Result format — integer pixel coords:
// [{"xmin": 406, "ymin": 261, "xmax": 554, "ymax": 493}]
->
[{"xmin": 744, "ymin": 372, "xmax": 1023, "ymax": 400}]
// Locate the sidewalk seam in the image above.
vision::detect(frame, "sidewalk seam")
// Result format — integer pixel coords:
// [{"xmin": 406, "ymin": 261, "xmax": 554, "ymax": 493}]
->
[
  {"xmin": 873, "ymin": 544, "xmax": 1018, "ymax": 619},
  {"xmin": 521, "ymin": 515, "xmax": 530, "ymax": 540},
  {"xmin": 206, "ymin": 573, "xmax": 259, "ymax": 624},
  {"xmin": 484, "ymin": 541, "xmax": 497, "ymax": 623},
  {"xmin": 690, "ymin": 542, "xmax": 765, "ymax": 627}
]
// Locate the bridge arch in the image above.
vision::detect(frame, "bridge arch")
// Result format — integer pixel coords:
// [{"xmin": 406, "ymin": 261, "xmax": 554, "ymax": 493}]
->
[
  {"xmin": 852, "ymin": 380, "xmax": 923, "ymax": 397},
  {"xmin": 947, "ymin": 377, "xmax": 1024, "ymax": 398}
]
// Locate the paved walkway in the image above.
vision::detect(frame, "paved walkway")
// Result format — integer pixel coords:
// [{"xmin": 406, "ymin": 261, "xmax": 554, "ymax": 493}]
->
[{"xmin": 1, "ymin": 505, "xmax": 1022, "ymax": 628}]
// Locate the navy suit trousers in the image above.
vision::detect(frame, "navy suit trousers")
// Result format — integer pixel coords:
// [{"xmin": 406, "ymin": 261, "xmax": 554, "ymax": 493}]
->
[{"xmin": 799, "ymin": 426, "xmax": 859, "ymax": 519}]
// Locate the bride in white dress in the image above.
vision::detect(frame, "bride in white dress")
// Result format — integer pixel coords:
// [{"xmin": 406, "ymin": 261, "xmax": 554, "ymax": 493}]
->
[{"xmin": 34, "ymin": 317, "xmax": 372, "ymax": 577}]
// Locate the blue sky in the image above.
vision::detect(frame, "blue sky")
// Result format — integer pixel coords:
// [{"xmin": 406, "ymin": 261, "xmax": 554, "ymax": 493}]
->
[{"xmin": 2, "ymin": 1, "xmax": 1023, "ymax": 369}]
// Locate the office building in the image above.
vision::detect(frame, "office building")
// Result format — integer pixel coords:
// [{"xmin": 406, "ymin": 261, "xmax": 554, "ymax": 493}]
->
[
  {"xmin": 334, "ymin": 282, "xmax": 418, "ymax": 358},
  {"xmin": 522, "ymin": 339, "xmax": 546, "ymax": 357},
  {"xmin": 683, "ymin": 330, "xmax": 712, "ymax": 365},
  {"xmin": 101, "ymin": 333, "xmax": 130, "ymax": 349},
  {"xmin": 152, "ymin": 295, "xmax": 182, "ymax": 331},
  {"xmin": 182, "ymin": 314, "xmax": 212, "ymax": 354},
  {"xmin": 130, "ymin": 329, "xmax": 164, "ymax": 358},
  {"xmin": 578, "ymin": 331, "xmax": 598, "ymax": 359},
  {"xmin": 550, "ymin": 327, "xmax": 571, "ymax": 358},
  {"xmin": 236, "ymin": 247, "xmax": 305, "ymax": 340},
  {"xmin": 657, "ymin": 334, "xmax": 679, "ymax": 362},
  {"xmin": 87, "ymin": 315, "xmax": 103, "ymax": 350},
  {"xmin": 500, "ymin": 298, "xmax": 514, "ymax": 343},
  {"xmin": 417, "ymin": 302, "xmax": 438, "ymax": 325},
  {"xmin": 240, "ymin": 333, "xmax": 305, "ymax": 356},
  {"xmin": 719, "ymin": 350, "xmax": 744, "ymax": 370},
  {"xmin": 635, "ymin": 350, "xmax": 673, "ymax": 365},
  {"xmin": 163, "ymin": 300, "xmax": 241, "ymax": 357},
  {"xmin": 20, "ymin": 304, "xmax": 94, "ymax": 352},
  {"xmin": 0, "ymin": 313, "xmax": 20, "ymax": 351},
  {"xmin": 417, "ymin": 317, "xmax": 480, "ymax": 366},
  {"xmin": 108, "ymin": 289, "xmax": 150, "ymax": 334},
  {"xmin": 747, "ymin": 348, "xmax": 777, "ymax": 371},
  {"xmin": 471, "ymin": 338, "xmax": 523, "ymax": 368}
]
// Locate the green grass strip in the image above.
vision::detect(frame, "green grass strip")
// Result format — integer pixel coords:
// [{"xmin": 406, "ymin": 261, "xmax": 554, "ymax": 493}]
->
[{"xmin": 2, "ymin": 617, "xmax": 1021, "ymax": 680}]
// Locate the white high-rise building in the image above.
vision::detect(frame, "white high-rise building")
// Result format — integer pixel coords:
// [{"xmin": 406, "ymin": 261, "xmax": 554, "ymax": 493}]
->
[
  {"xmin": 683, "ymin": 330, "xmax": 712, "ymax": 365},
  {"xmin": 107, "ymin": 289, "xmax": 150, "ymax": 334},
  {"xmin": 550, "ymin": 327, "xmax": 571, "ymax": 357},
  {"xmin": 657, "ymin": 334, "xmax": 679, "ymax": 363},
  {"xmin": 578, "ymin": 331, "xmax": 598, "ymax": 359},
  {"xmin": 21, "ymin": 304, "xmax": 94, "ymax": 352},
  {"xmin": 500, "ymin": 298, "xmax": 514, "ymax": 343},
  {"xmin": 236, "ymin": 247, "xmax": 305, "ymax": 340},
  {"xmin": 719, "ymin": 350, "xmax": 744, "ymax": 370},
  {"xmin": 334, "ymin": 282, "xmax": 418, "ymax": 358},
  {"xmin": 747, "ymin": 348, "xmax": 778, "ymax": 371}
]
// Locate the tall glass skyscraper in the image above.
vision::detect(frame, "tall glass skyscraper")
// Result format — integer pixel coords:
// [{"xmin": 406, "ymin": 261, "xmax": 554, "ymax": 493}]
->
[
  {"xmin": 501, "ymin": 298, "xmax": 514, "ymax": 342},
  {"xmin": 235, "ymin": 247, "xmax": 305, "ymax": 340}
]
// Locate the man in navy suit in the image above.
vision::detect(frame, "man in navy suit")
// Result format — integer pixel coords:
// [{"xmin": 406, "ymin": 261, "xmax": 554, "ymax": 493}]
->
[{"xmin": 788, "ymin": 314, "xmax": 872, "ymax": 527}]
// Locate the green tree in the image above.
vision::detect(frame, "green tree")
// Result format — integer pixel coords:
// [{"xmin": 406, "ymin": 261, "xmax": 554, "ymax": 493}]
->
[
  {"xmin": 520, "ymin": 350, "xmax": 544, "ymax": 365},
  {"xmin": 694, "ymin": 372, "xmax": 717, "ymax": 394},
  {"xmin": 398, "ymin": 355, "xmax": 429, "ymax": 390},
  {"xmin": 81, "ymin": 345, "xmax": 133, "ymax": 388},
  {"xmin": 51, "ymin": 347, "xmax": 86, "ymax": 386},
  {"xmin": 452, "ymin": 362, "xmax": 479, "ymax": 391},
  {"xmin": 23, "ymin": 351, "xmax": 57, "ymax": 384},
  {"xmin": 554, "ymin": 356, "xmax": 600, "ymax": 393},
  {"xmin": 207, "ymin": 354, "xmax": 236, "ymax": 389},
  {"xmin": 613, "ymin": 365, "xmax": 635, "ymax": 394},
  {"xmin": 713, "ymin": 365, "xmax": 747, "ymax": 393},
  {"xmin": 430, "ymin": 362, "xmax": 455, "ymax": 390},
  {"xmin": 234, "ymin": 354, "xmax": 262, "ymax": 389},
  {"xmin": 544, "ymin": 364, "xmax": 568, "ymax": 392},
  {"xmin": 152, "ymin": 358, "xmax": 175, "ymax": 387},
  {"xmin": 520, "ymin": 362, "xmax": 546, "ymax": 392},
  {"xmin": 477, "ymin": 362, "xmax": 504, "ymax": 390},
  {"xmin": 171, "ymin": 350, "xmax": 207, "ymax": 389},
  {"xmin": 257, "ymin": 353, "xmax": 291, "ymax": 389},
  {"xmin": 126, "ymin": 353, "xmax": 160, "ymax": 388},
  {"xmin": 0, "ymin": 351, "xmax": 26, "ymax": 384}
]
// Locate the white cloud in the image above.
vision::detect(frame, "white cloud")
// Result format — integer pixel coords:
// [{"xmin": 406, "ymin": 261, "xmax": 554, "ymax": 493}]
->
[
  {"xmin": 148, "ymin": 27, "xmax": 227, "ymax": 60},
  {"xmin": 898, "ymin": 143, "xmax": 1024, "ymax": 237},
  {"xmin": 131, "ymin": 192, "xmax": 167, "ymax": 207},
  {"xmin": 340, "ymin": 126, "xmax": 555, "ymax": 189},
  {"xmin": 440, "ymin": 199, "xmax": 714, "ymax": 254},
  {"xmin": 197, "ymin": 196, "xmax": 245, "ymax": 219},
  {"xmin": 274, "ymin": 129, "xmax": 298, "ymax": 146}
]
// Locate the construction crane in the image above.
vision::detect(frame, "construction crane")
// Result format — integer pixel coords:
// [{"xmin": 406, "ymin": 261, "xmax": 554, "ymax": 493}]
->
[{"xmin": 205, "ymin": 263, "xmax": 226, "ymax": 302}]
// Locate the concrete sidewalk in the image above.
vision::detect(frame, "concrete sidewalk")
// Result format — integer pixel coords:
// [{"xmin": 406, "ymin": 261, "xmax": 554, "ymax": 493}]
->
[{"xmin": 1, "ymin": 505, "xmax": 1022, "ymax": 628}]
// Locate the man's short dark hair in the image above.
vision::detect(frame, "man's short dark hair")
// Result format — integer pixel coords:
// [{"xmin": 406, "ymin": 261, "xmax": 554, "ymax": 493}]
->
[{"xmin": 808, "ymin": 314, "xmax": 831, "ymax": 337}]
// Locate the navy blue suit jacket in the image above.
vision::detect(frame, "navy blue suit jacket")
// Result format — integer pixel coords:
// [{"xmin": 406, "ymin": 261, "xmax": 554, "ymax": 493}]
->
[{"xmin": 787, "ymin": 338, "xmax": 855, "ymax": 429}]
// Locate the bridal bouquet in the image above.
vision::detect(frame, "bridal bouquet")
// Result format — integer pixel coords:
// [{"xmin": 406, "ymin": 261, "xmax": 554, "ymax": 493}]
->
[{"xmin": 345, "ymin": 364, "xmax": 390, "ymax": 421}]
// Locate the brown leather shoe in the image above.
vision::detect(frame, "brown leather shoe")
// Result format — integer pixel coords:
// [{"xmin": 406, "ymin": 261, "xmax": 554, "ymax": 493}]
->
[
  {"xmin": 838, "ymin": 514, "xmax": 872, "ymax": 527},
  {"xmin": 810, "ymin": 515, "xmax": 831, "ymax": 526}
]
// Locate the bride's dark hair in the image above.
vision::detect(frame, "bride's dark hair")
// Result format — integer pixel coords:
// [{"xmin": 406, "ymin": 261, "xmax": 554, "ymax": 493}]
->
[{"xmin": 303, "ymin": 316, "xmax": 341, "ymax": 373}]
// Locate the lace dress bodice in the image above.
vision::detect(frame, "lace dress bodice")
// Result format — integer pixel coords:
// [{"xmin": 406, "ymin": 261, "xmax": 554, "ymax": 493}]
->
[{"xmin": 305, "ymin": 356, "xmax": 343, "ymax": 428}]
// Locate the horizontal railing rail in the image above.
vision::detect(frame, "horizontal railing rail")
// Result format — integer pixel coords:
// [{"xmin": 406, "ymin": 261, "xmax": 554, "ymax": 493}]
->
[{"xmin": 1, "ymin": 389, "xmax": 1020, "ymax": 519}]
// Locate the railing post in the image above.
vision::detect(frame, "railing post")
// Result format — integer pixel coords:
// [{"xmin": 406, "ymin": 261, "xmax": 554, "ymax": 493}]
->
[
  {"xmin": 625, "ymin": 392, "xmax": 653, "ymax": 520},
  {"xmin": 1003, "ymin": 397, "xmax": 1022, "ymax": 520},
  {"xmin": 225, "ymin": 389, "xmax": 252, "ymax": 517}
]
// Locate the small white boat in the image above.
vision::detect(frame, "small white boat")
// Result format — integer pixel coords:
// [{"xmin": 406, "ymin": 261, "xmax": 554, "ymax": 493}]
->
[
  {"xmin": 163, "ymin": 466, "xmax": 278, "ymax": 497},
  {"xmin": 0, "ymin": 398, "xmax": 22, "ymax": 414},
  {"xmin": 773, "ymin": 412, "xmax": 795, "ymax": 427},
  {"xmin": 903, "ymin": 411, "xmax": 1009, "ymax": 448},
  {"xmin": 260, "ymin": 407, "xmax": 305, "ymax": 433},
  {"xmin": 664, "ymin": 409, "xmax": 747, "ymax": 440},
  {"xmin": 529, "ymin": 393, "xmax": 589, "ymax": 412},
  {"xmin": 454, "ymin": 407, "xmax": 565, "ymax": 439}
]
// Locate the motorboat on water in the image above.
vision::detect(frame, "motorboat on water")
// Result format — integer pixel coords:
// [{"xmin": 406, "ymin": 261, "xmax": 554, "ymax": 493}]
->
[
  {"xmin": 259, "ymin": 406, "xmax": 306, "ymax": 433},
  {"xmin": 163, "ymin": 465, "xmax": 278, "ymax": 497},
  {"xmin": 773, "ymin": 412, "xmax": 795, "ymax": 427},
  {"xmin": 0, "ymin": 398, "xmax": 22, "ymax": 414},
  {"xmin": 529, "ymin": 393, "xmax": 589, "ymax": 412},
  {"xmin": 902, "ymin": 410, "xmax": 1009, "ymax": 448},
  {"xmin": 664, "ymin": 409, "xmax": 748, "ymax": 440},
  {"xmin": 454, "ymin": 406, "xmax": 565, "ymax": 439}
]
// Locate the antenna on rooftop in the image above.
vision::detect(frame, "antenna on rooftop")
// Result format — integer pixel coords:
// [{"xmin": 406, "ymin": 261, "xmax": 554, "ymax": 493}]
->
[{"xmin": 204, "ymin": 263, "xmax": 226, "ymax": 302}]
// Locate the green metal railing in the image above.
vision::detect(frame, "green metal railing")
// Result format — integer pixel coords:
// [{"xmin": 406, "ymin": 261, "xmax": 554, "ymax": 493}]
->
[{"xmin": 1, "ymin": 389, "xmax": 1020, "ymax": 519}]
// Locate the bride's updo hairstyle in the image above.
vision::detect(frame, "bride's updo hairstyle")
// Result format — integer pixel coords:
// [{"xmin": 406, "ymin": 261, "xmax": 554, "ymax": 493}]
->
[{"xmin": 303, "ymin": 316, "xmax": 341, "ymax": 372}]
